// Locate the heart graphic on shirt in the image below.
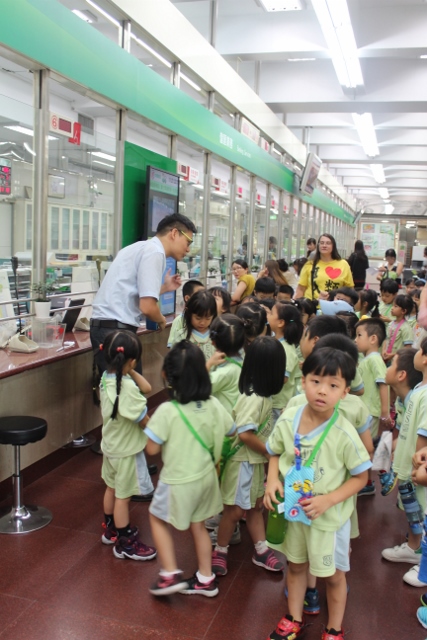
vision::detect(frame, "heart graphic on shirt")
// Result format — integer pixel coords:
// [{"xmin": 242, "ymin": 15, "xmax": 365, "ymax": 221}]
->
[{"xmin": 325, "ymin": 266, "xmax": 342, "ymax": 280}]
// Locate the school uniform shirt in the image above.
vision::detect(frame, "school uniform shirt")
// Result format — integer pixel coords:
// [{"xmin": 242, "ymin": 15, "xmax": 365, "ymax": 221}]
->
[
  {"xmin": 393, "ymin": 383, "xmax": 427, "ymax": 481},
  {"xmin": 408, "ymin": 315, "xmax": 418, "ymax": 330},
  {"xmin": 267, "ymin": 404, "xmax": 371, "ymax": 532},
  {"xmin": 414, "ymin": 325, "xmax": 427, "ymax": 349},
  {"xmin": 169, "ymin": 324, "xmax": 216, "ymax": 361},
  {"xmin": 385, "ymin": 318, "xmax": 413, "ymax": 353},
  {"xmin": 145, "ymin": 397, "xmax": 234, "ymax": 484},
  {"xmin": 298, "ymin": 259, "xmax": 354, "ymax": 300},
  {"xmin": 230, "ymin": 393, "xmax": 273, "ymax": 464},
  {"xmin": 100, "ymin": 373, "xmax": 148, "ymax": 457},
  {"xmin": 358, "ymin": 352, "xmax": 387, "ymax": 418},
  {"xmin": 167, "ymin": 313, "xmax": 185, "ymax": 347},
  {"xmin": 379, "ymin": 301, "xmax": 393, "ymax": 319},
  {"xmin": 394, "ymin": 390, "xmax": 413, "ymax": 432},
  {"xmin": 210, "ymin": 356, "xmax": 243, "ymax": 415},
  {"xmin": 287, "ymin": 393, "xmax": 372, "ymax": 436},
  {"xmin": 272, "ymin": 340, "xmax": 300, "ymax": 410}
]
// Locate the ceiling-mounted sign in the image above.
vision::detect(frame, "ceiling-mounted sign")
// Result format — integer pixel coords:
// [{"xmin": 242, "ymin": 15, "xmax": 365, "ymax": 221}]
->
[
  {"xmin": 0, "ymin": 158, "xmax": 11, "ymax": 195},
  {"xmin": 50, "ymin": 113, "xmax": 81, "ymax": 145},
  {"xmin": 68, "ymin": 122, "xmax": 81, "ymax": 145},
  {"xmin": 240, "ymin": 117, "xmax": 260, "ymax": 144}
]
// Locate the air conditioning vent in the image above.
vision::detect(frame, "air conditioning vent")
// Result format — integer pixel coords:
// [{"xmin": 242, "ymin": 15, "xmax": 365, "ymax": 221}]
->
[{"xmin": 78, "ymin": 113, "xmax": 94, "ymax": 135}]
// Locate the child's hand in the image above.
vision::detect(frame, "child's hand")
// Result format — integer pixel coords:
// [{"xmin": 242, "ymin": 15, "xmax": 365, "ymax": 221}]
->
[
  {"xmin": 207, "ymin": 351, "xmax": 226, "ymax": 370},
  {"xmin": 412, "ymin": 447, "xmax": 427, "ymax": 469},
  {"xmin": 300, "ymin": 495, "xmax": 333, "ymax": 520},
  {"xmin": 413, "ymin": 462, "xmax": 427, "ymax": 487},
  {"xmin": 263, "ymin": 480, "xmax": 284, "ymax": 511},
  {"xmin": 383, "ymin": 352, "xmax": 394, "ymax": 363},
  {"xmin": 380, "ymin": 315, "xmax": 392, "ymax": 323}
]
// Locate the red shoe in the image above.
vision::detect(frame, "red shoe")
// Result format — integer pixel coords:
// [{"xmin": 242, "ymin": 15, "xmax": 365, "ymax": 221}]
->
[
  {"xmin": 267, "ymin": 615, "xmax": 303, "ymax": 640},
  {"xmin": 212, "ymin": 549, "xmax": 228, "ymax": 576},
  {"xmin": 321, "ymin": 629, "xmax": 344, "ymax": 640}
]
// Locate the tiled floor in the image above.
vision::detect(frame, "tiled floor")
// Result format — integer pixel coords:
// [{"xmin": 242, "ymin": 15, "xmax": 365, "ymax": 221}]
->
[{"xmin": 0, "ymin": 449, "xmax": 424, "ymax": 639}]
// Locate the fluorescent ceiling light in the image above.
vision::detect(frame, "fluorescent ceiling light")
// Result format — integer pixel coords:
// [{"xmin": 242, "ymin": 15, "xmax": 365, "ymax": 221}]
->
[
  {"xmin": 93, "ymin": 160, "xmax": 114, "ymax": 168},
  {"xmin": 378, "ymin": 187, "xmax": 389, "ymax": 199},
  {"xmin": 384, "ymin": 205, "xmax": 394, "ymax": 215},
  {"xmin": 288, "ymin": 57, "xmax": 316, "ymax": 62},
  {"xmin": 131, "ymin": 33, "xmax": 172, "ymax": 68},
  {"xmin": 420, "ymin": 55, "xmax": 427, "ymax": 59},
  {"xmin": 181, "ymin": 73, "xmax": 202, "ymax": 92},
  {"xmin": 83, "ymin": 0, "xmax": 120, "ymax": 27},
  {"xmin": 370, "ymin": 164, "xmax": 385, "ymax": 184},
  {"xmin": 352, "ymin": 113, "xmax": 379, "ymax": 157},
  {"xmin": 259, "ymin": 0, "xmax": 304, "ymax": 10},
  {"xmin": 311, "ymin": 0, "xmax": 363, "ymax": 88},
  {"xmin": 23, "ymin": 142, "xmax": 36, "ymax": 156},
  {"xmin": 72, "ymin": 9, "xmax": 95, "ymax": 22},
  {"xmin": 4, "ymin": 125, "xmax": 57, "ymax": 141},
  {"xmin": 90, "ymin": 151, "xmax": 116, "ymax": 161}
]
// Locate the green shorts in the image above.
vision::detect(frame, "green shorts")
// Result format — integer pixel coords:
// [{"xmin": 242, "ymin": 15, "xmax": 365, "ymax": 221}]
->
[
  {"xmin": 149, "ymin": 468, "xmax": 223, "ymax": 531},
  {"xmin": 220, "ymin": 459, "xmax": 265, "ymax": 509},
  {"xmin": 101, "ymin": 450, "xmax": 154, "ymax": 500}
]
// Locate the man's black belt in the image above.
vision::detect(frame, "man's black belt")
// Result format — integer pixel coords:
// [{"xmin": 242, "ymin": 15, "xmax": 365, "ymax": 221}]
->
[{"xmin": 90, "ymin": 319, "xmax": 137, "ymax": 332}]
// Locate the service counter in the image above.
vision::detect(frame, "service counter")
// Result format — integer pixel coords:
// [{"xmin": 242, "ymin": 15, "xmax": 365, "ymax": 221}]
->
[{"xmin": 0, "ymin": 322, "xmax": 171, "ymax": 484}]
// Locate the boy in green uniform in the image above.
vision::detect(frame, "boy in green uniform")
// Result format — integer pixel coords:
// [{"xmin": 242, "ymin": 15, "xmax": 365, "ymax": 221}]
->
[
  {"xmin": 379, "ymin": 278, "xmax": 399, "ymax": 324},
  {"xmin": 265, "ymin": 347, "xmax": 371, "ymax": 640},
  {"xmin": 168, "ymin": 279, "xmax": 204, "ymax": 347}
]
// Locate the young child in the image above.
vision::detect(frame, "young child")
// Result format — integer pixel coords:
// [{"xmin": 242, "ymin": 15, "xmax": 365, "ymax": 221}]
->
[
  {"xmin": 145, "ymin": 341, "xmax": 235, "ymax": 597},
  {"xmin": 208, "ymin": 286, "xmax": 232, "ymax": 315},
  {"xmin": 168, "ymin": 279, "xmax": 204, "ymax": 347},
  {"xmin": 407, "ymin": 295, "xmax": 418, "ymax": 330},
  {"xmin": 381, "ymin": 341, "xmax": 427, "ymax": 570},
  {"xmin": 211, "ymin": 336, "xmax": 286, "ymax": 577},
  {"xmin": 379, "ymin": 278, "xmax": 399, "ymax": 324},
  {"xmin": 265, "ymin": 347, "xmax": 371, "ymax": 640},
  {"xmin": 277, "ymin": 285, "xmax": 294, "ymax": 302},
  {"xmin": 254, "ymin": 276, "xmax": 276, "ymax": 300},
  {"xmin": 355, "ymin": 318, "xmax": 391, "ymax": 495},
  {"xmin": 100, "ymin": 330, "xmax": 157, "ymax": 561},
  {"xmin": 406, "ymin": 278, "xmax": 417, "ymax": 295},
  {"xmin": 383, "ymin": 294, "xmax": 414, "ymax": 364},
  {"xmin": 236, "ymin": 302, "xmax": 269, "ymax": 351},
  {"xmin": 294, "ymin": 298, "xmax": 317, "ymax": 327},
  {"xmin": 169, "ymin": 290, "xmax": 217, "ymax": 360},
  {"xmin": 332, "ymin": 286, "xmax": 359, "ymax": 308},
  {"xmin": 336, "ymin": 311, "xmax": 359, "ymax": 340},
  {"xmin": 269, "ymin": 302, "xmax": 304, "ymax": 423},
  {"xmin": 354, "ymin": 289, "xmax": 380, "ymax": 319}
]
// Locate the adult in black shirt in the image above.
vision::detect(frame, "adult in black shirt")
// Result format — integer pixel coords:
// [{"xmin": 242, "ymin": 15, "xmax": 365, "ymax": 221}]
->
[{"xmin": 347, "ymin": 240, "xmax": 369, "ymax": 291}]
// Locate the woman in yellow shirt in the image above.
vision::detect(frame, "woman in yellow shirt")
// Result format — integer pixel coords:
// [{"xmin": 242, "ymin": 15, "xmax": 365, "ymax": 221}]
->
[
  {"xmin": 294, "ymin": 234, "xmax": 354, "ymax": 301},
  {"xmin": 230, "ymin": 259, "xmax": 256, "ymax": 306}
]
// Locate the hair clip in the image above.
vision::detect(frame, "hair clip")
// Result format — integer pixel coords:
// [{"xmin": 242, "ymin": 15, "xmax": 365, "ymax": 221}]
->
[
  {"xmin": 116, "ymin": 346, "xmax": 124, "ymax": 352},
  {"xmin": 99, "ymin": 344, "xmax": 103, "ymax": 351}
]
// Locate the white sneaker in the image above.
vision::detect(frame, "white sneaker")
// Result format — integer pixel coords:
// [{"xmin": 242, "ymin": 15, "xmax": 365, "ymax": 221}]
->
[
  {"xmin": 209, "ymin": 524, "xmax": 241, "ymax": 545},
  {"xmin": 205, "ymin": 513, "xmax": 222, "ymax": 530},
  {"xmin": 403, "ymin": 565, "xmax": 427, "ymax": 587},
  {"xmin": 381, "ymin": 542, "xmax": 422, "ymax": 564}
]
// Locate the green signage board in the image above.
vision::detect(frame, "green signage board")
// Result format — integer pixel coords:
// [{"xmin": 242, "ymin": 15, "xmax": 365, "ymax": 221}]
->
[{"xmin": 0, "ymin": 0, "xmax": 354, "ymax": 225}]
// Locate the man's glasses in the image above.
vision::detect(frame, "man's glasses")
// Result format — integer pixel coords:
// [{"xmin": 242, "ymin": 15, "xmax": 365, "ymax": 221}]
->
[{"xmin": 178, "ymin": 229, "xmax": 193, "ymax": 246}]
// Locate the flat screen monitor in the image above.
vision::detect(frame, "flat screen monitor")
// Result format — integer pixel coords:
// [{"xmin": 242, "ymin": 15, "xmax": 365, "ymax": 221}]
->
[
  {"xmin": 144, "ymin": 166, "xmax": 180, "ymax": 239},
  {"xmin": 299, "ymin": 152, "xmax": 322, "ymax": 197}
]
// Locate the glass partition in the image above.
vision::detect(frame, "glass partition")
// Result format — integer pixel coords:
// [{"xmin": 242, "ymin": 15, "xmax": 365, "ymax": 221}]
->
[
  {"xmin": 208, "ymin": 157, "xmax": 231, "ymax": 285},
  {"xmin": 253, "ymin": 180, "xmax": 267, "ymax": 268},
  {"xmin": 269, "ymin": 188, "xmax": 279, "ymax": 260},
  {"xmin": 233, "ymin": 171, "xmax": 251, "ymax": 261},
  {"xmin": 281, "ymin": 193, "xmax": 291, "ymax": 261}
]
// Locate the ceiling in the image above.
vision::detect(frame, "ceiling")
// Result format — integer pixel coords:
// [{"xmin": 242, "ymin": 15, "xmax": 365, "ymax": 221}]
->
[{"xmin": 169, "ymin": 0, "xmax": 427, "ymax": 220}]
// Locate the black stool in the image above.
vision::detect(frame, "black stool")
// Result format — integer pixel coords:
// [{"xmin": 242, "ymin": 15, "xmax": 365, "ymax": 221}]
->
[{"xmin": 0, "ymin": 416, "xmax": 52, "ymax": 534}]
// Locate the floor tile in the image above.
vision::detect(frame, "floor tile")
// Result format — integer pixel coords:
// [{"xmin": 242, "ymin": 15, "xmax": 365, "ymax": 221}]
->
[{"xmin": 0, "ymin": 593, "xmax": 33, "ymax": 633}]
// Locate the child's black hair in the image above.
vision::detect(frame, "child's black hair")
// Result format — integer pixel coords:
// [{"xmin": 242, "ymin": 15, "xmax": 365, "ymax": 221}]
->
[
  {"xmin": 334, "ymin": 286, "xmax": 359, "ymax": 307},
  {"xmin": 336, "ymin": 311, "xmax": 359, "ymax": 340},
  {"xmin": 405, "ymin": 278, "xmax": 415, "ymax": 287},
  {"xmin": 314, "ymin": 334, "xmax": 358, "ymax": 366},
  {"xmin": 236, "ymin": 302, "xmax": 269, "ymax": 346},
  {"xmin": 413, "ymin": 289, "xmax": 422, "ymax": 301},
  {"xmin": 421, "ymin": 336, "xmax": 427, "ymax": 356},
  {"xmin": 305, "ymin": 315, "xmax": 347, "ymax": 340},
  {"xmin": 209, "ymin": 314, "xmax": 245, "ymax": 355},
  {"xmin": 182, "ymin": 279, "xmax": 204, "ymax": 300},
  {"xmin": 208, "ymin": 286, "xmax": 232, "ymax": 313},
  {"xmin": 408, "ymin": 289, "xmax": 419, "ymax": 315},
  {"xmin": 393, "ymin": 294, "xmax": 414, "ymax": 316},
  {"xmin": 277, "ymin": 259, "xmax": 289, "ymax": 273},
  {"xmin": 183, "ymin": 290, "xmax": 217, "ymax": 338},
  {"xmin": 239, "ymin": 335, "xmax": 285, "ymax": 397},
  {"xmin": 358, "ymin": 289, "xmax": 380, "ymax": 318},
  {"xmin": 394, "ymin": 348, "xmax": 423, "ymax": 389},
  {"xmin": 274, "ymin": 302, "xmax": 304, "ymax": 347},
  {"xmin": 294, "ymin": 297, "xmax": 317, "ymax": 319},
  {"xmin": 163, "ymin": 340, "xmax": 211, "ymax": 404},
  {"xmin": 355, "ymin": 317, "xmax": 387, "ymax": 348},
  {"xmin": 254, "ymin": 277, "xmax": 276, "ymax": 296},
  {"xmin": 380, "ymin": 278, "xmax": 399, "ymax": 295},
  {"xmin": 277, "ymin": 284, "xmax": 294, "ymax": 297},
  {"xmin": 103, "ymin": 330, "xmax": 142, "ymax": 420},
  {"xmin": 302, "ymin": 347, "xmax": 356, "ymax": 387},
  {"xmin": 259, "ymin": 297, "xmax": 276, "ymax": 310}
]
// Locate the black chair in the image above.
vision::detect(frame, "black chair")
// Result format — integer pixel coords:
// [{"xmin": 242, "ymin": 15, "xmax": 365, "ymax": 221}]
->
[{"xmin": 0, "ymin": 416, "xmax": 52, "ymax": 534}]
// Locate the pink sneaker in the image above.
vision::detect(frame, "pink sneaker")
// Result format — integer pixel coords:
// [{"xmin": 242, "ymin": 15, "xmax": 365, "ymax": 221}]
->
[
  {"xmin": 212, "ymin": 549, "xmax": 228, "ymax": 576},
  {"xmin": 252, "ymin": 549, "xmax": 285, "ymax": 572}
]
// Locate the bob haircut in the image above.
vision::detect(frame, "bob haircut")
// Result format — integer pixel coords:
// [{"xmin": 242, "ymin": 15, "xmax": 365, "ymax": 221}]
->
[
  {"xmin": 239, "ymin": 335, "xmax": 285, "ymax": 397},
  {"xmin": 163, "ymin": 340, "xmax": 211, "ymax": 404},
  {"xmin": 183, "ymin": 290, "xmax": 217, "ymax": 338},
  {"xmin": 394, "ymin": 348, "xmax": 422, "ymax": 389},
  {"xmin": 314, "ymin": 334, "xmax": 358, "ymax": 366},
  {"xmin": 312, "ymin": 234, "xmax": 341, "ymax": 262},
  {"xmin": 274, "ymin": 302, "xmax": 304, "ymax": 347},
  {"xmin": 210, "ymin": 314, "xmax": 245, "ymax": 355},
  {"xmin": 254, "ymin": 277, "xmax": 276, "ymax": 295},
  {"xmin": 355, "ymin": 317, "xmax": 387, "ymax": 348},
  {"xmin": 208, "ymin": 286, "xmax": 232, "ymax": 313},
  {"xmin": 305, "ymin": 315, "xmax": 347, "ymax": 340},
  {"xmin": 380, "ymin": 278, "xmax": 399, "ymax": 295},
  {"xmin": 236, "ymin": 302, "xmax": 268, "ymax": 340},
  {"xmin": 393, "ymin": 294, "xmax": 414, "ymax": 316},
  {"xmin": 232, "ymin": 258, "xmax": 249, "ymax": 270},
  {"xmin": 302, "ymin": 347, "xmax": 356, "ymax": 387}
]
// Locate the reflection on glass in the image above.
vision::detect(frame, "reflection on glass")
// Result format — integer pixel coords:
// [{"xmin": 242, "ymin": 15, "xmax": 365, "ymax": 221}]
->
[
  {"xmin": 178, "ymin": 176, "xmax": 204, "ymax": 277},
  {"xmin": 233, "ymin": 185, "xmax": 250, "ymax": 262},
  {"xmin": 269, "ymin": 189, "xmax": 279, "ymax": 260}
]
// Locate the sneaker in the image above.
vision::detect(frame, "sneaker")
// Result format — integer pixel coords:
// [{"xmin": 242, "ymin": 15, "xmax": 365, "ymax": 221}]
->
[
  {"xmin": 321, "ymin": 629, "xmax": 344, "ymax": 639},
  {"xmin": 205, "ymin": 513, "xmax": 222, "ymax": 530},
  {"xmin": 357, "ymin": 481, "xmax": 376, "ymax": 497},
  {"xmin": 403, "ymin": 565, "xmax": 427, "ymax": 587},
  {"xmin": 212, "ymin": 550, "xmax": 228, "ymax": 576},
  {"xmin": 421, "ymin": 592, "xmax": 427, "ymax": 607},
  {"xmin": 252, "ymin": 549, "xmax": 285, "ymax": 572},
  {"xmin": 101, "ymin": 522, "xmax": 117, "ymax": 545},
  {"xmin": 113, "ymin": 528, "xmax": 157, "ymax": 561},
  {"xmin": 240, "ymin": 511, "xmax": 247, "ymax": 523},
  {"xmin": 381, "ymin": 541, "xmax": 421, "ymax": 564},
  {"xmin": 149, "ymin": 572, "xmax": 188, "ymax": 596},
  {"xmin": 181, "ymin": 573, "xmax": 219, "ymax": 597},
  {"xmin": 417, "ymin": 606, "xmax": 427, "ymax": 629},
  {"xmin": 303, "ymin": 588, "xmax": 320, "ymax": 615},
  {"xmin": 209, "ymin": 524, "xmax": 241, "ymax": 545},
  {"xmin": 267, "ymin": 615, "xmax": 303, "ymax": 640},
  {"xmin": 379, "ymin": 470, "xmax": 398, "ymax": 496}
]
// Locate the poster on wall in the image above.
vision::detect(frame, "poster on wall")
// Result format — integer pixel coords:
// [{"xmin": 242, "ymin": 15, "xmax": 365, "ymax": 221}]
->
[{"xmin": 360, "ymin": 222, "xmax": 396, "ymax": 258}]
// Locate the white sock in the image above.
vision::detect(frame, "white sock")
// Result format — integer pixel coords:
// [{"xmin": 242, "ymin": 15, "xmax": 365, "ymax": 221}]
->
[
  {"xmin": 215, "ymin": 544, "xmax": 228, "ymax": 553},
  {"xmin": 254, "ymin": 540, "xmax": 268, "ymax": 555},
  {"xmin": 196, "ymin": 571, "xmax": 215, "ymax": 584},
  {"xmin": 159, "ymin": 569, "xmax": 181, "ymax": 577}
]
